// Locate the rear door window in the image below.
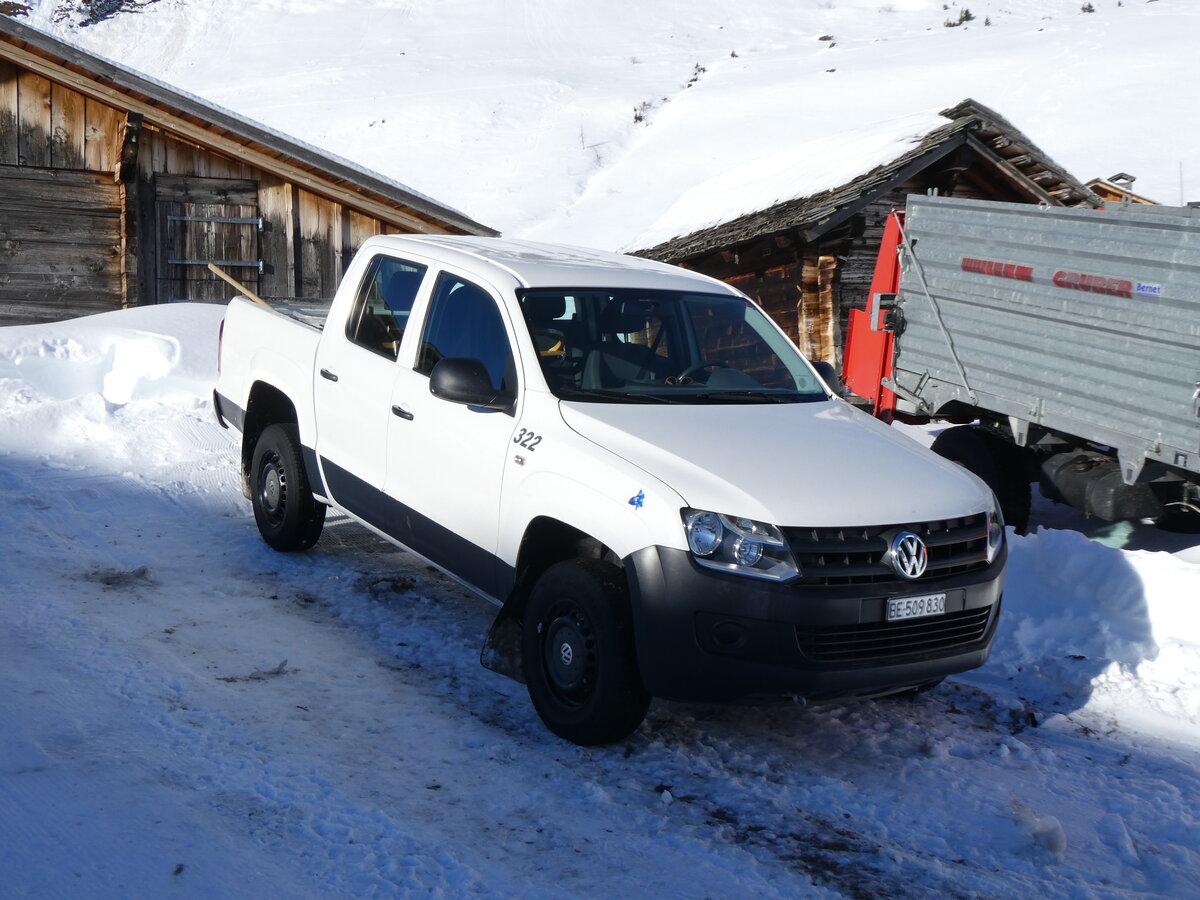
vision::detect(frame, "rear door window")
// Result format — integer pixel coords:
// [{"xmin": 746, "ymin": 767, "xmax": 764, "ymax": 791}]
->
[{"xmin": 346, "ymin": 255, "xmax": 428, "ymax": 359}]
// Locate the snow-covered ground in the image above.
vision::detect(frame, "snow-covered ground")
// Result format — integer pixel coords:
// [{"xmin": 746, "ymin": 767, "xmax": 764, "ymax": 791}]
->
[
  {"xmin": 3, "ymin": 1, "xmax": 1200, "ymax": 896},
  {"xmin": 2, "ymin": 305, "xmax": 1199, "ymax": 898}
]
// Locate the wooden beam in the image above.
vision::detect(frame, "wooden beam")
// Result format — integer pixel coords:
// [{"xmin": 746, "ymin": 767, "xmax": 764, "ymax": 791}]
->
[
  {"xmin": 0, "ymin": 57, "xmax": 17, "ymax": 164},
  {"xmin": 207, "ymin": 262, "xmax": 270, "ymax": 308},
  {"xmin": 963, "ymin": 134, "xmax": 1061, "ymax": 205},
  {"xmin": 84, "ymin": 95, "xmax": 120, "ymax": 172},
  {"xmin": 16, "ymin": 67, "xmax": 50, "ymax": 166},
  {"xmin": 50, "ymin": 79, "xmax": 84, "ymax": 168},
  {"xmin": 117, "ymin": 111, "xmax": 144, "ymax": 307},
  {"xmin": 115, "ymin": 110, "xmax": 142, "ymax": 182},
  {"xmin": 0, "ymin": 163, "xmax": 120, "ymax": 211}
]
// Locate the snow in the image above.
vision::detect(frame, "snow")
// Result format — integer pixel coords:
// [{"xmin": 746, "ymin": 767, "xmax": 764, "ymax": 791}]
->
[
  {"xmin": 3, "ymin": 0, "xmax": 1200, "ymax": 895},
  {"xmin": 15, "ymin": 0, "xmax": 1200, "ymax": 244},
  {"xmin": 2, "ymin": 306, "xmax": 1200, "ymax": 897}
]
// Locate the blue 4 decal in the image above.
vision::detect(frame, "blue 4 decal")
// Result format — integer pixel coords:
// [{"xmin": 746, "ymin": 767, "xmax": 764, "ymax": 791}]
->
[{"xmin": 628, "ymin": 490, "xmax": 645, "ymax": 509}]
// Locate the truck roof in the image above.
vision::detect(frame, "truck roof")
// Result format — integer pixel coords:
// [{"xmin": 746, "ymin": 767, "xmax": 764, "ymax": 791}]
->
[{"xmin": 358, "ymin": 234, "xmax": 741, "ymax": 294}]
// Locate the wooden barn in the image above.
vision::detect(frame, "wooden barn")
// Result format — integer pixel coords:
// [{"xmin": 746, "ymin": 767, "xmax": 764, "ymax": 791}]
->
[
  {"xmin": 636, "ymin": 100, "xmax": 1100, "ymax": 369},
  {"xmin": 0, "ymin": 16, "xmax": 495, "ymax": 325}
]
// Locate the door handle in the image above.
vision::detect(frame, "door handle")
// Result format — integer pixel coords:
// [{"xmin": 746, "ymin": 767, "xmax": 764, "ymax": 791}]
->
[
  {"xmin": 391, "ymin": 405, "xmax": 414, "ymax": 421},
  {"xmin": 320, "ymin": 369, "xmax": 339, "ymax": 382}
]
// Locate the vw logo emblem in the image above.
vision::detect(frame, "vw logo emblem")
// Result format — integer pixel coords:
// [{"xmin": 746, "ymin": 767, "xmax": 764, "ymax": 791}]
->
[
  {"xmin": 889, "ymin": 531, "xmax": 928, "ymax": 580},
  {"xmin": 559, "ymin": 642, "xmax": 574, "ymax": 667}
]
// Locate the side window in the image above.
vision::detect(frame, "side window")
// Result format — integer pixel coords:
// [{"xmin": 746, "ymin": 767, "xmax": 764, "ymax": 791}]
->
[
  {"xmin": 346, "ymin": 255, "xmax": 428, "ymax": 359},
  {"xmin": 417, "ymin": 273, "xmax": 516, "ymax": 392}
]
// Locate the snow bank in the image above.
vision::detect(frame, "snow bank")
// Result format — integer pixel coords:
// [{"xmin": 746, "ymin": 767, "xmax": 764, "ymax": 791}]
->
[
  {"xmin": 0, "ymin": 303, "xmax": 225, "ymax": 406},
  {"xmin": 0, "ymin": 303, "xmax": 231, "ymax": 474},
  {"xmin": 981, "ymin": 529, "xmax": 1200, "ymax": 738}
]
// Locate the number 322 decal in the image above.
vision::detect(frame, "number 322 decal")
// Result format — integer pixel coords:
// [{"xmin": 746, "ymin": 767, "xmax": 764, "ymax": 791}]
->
[{"xmin": 513, "ymin": 428, "xmax": 542, "ymax": 451}]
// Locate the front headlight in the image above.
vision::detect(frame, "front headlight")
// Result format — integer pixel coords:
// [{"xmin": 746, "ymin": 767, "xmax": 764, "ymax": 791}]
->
[
  {"xmin": 986, "ymin": 501, "xmax": 1005, "ymax": 564},
  {"xmin": 682, "ymin": 509, "xmax": 800, "ymax": 582}
]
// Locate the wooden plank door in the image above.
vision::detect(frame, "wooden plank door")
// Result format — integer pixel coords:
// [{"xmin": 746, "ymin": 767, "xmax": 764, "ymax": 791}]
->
[{"xmin": 154, "ymin": 175, "xmax": 260, "ymax": 303}]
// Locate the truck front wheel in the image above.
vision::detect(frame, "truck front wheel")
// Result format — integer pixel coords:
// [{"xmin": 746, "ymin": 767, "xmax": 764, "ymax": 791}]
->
[
  {"xmin": 250, "ymin": 423, "xmax": 326, "ymax": 552},
  {"xmin": 522, "ymin": 560, "xmax": 651, "ymax": 746}
]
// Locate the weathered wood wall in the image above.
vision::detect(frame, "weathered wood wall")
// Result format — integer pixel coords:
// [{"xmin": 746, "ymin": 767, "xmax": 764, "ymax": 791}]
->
[
  {"xmin": 0, "ymin": 59, "xmax": 122, "ymax": 171},
  {"xmin": 1, "ymin": 55, "xmax": 424, "ymax": 323},
  {"xmin": 0, "ymin": 164, "xmax": 121, "ymax": 323}
]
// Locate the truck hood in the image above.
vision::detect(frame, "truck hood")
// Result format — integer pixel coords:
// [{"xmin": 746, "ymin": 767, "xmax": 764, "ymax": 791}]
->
[{"xmin": 558, "ymin": 400, "xmax": 994, "ymax": 527}]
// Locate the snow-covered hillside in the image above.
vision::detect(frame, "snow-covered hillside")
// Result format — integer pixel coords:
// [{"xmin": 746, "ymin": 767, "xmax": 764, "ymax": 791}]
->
[
  {"xmin": 2, "ymin": 304, "xmax": 1199, "ymax": 898},
  {"xmin": 14, "ymin": 0, "xmax": 1200, "ymax": 243}
]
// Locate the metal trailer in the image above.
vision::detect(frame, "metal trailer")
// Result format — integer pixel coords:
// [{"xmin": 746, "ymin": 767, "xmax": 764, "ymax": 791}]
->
[{"xmin": 843, "ymin": 195, "xmax": 1200, "ymax": 531}]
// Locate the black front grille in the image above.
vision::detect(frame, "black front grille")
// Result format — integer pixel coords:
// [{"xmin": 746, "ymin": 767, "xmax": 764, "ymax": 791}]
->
[
  {"xmin": 784, "ymin": 513, "xmax": 990, "ymax": 586},
  {"xmin": 795, "ymin": 605, "xmax": 994, "ymax": 664}
]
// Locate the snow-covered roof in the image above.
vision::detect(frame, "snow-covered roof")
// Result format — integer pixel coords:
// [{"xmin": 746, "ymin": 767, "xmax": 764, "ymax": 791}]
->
[{"xmin": 637, "ymin": 99, "xmax": 1099, "ymax": 262}]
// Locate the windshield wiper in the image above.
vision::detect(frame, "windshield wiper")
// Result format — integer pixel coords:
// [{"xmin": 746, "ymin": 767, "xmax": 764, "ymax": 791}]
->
[
  {"xmin": 690, "ymin": 391, "xmax": 811, "ymax": 404},
  {"xmin": 556, "ymin": 388, "xmax": 673, "ymax": 404}
]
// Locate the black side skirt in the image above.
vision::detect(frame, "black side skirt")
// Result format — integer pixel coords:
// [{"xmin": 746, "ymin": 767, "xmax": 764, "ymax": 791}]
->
[{"xmin": 320, "ymin": 457, "xmax": 515, "ymax": 601}]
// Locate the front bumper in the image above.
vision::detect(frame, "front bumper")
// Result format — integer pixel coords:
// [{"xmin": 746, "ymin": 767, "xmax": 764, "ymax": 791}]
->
[{"xmin": 625, "ymin": 543, "xmax": 1005, "ymax": 702}]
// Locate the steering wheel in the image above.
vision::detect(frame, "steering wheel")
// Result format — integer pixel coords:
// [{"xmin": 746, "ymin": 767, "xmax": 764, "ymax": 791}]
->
[
  {"xmin": 672, "ymin": 360, "xmax": 728, "ymax": 383},
  {"xmin": 532, "ymin": 328, "xmax": 566, "ymax": 358}
]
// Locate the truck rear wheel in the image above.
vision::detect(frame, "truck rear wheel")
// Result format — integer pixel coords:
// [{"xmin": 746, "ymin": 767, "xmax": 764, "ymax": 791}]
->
[
  {"xmin": 522, "ymin": 560, "xmax": 650, "ymax": 746},
  {"xmin": 931, "ymin": 425, "xmax": 1031, "ymax": 534},
  {"xmin": 251, "ymin": 423, "xmax": 326, "ymax": 552}
]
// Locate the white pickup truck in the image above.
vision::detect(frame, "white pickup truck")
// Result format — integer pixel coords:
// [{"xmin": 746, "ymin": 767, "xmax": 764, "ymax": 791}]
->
[{"xmin": 214, "ymin": 235, "xmax": 1006, "ymax": 745}]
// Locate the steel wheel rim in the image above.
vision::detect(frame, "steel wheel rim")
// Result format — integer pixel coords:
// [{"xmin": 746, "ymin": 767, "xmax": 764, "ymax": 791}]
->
[
  {"xmin": 542, "ymin": 602, "xmax": 597, "ymax": 707},
  {"xmin": 258, "ymin": 452, "xmax": 288, "ymax": 526}
]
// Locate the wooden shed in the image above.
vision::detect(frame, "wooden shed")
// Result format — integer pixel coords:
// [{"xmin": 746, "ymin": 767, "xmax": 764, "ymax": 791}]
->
[
  {"xmin": 1086, "ymin": 173, "xmax": 1158, "ymax": 205},
  {"xmin": 637, "ymin": 100, "xmax": 1100, "ymax": 369},
  {"xmin": 0, "ymin": 16, "xmax": 496, "ymax": 325}
]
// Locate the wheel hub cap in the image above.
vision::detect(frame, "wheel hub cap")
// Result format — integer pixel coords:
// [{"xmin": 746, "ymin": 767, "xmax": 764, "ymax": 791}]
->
[
  {"xmin": 263, "ymin": 466, "xmax": 282, "ymax": 511},
  {"xmin": 545, "ymin": 615, "xmax": 586, "ymax": 693}
]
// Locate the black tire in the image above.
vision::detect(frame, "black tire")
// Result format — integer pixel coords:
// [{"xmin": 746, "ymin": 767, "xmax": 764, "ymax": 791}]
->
[
  {"xmin": 522, "ymin": 560, "xmax": 651, "ymax": 746},
  {"xmin": 931, "ymin": 425, "xmax": 1031, "ymax": 534},
  {"xmin": 250, "ymin": 423, "xmax": 326, "ymax": 552},
  {"xmin": 1155, "ymin": 505, "xmax": 1200, "ymax": 534}
]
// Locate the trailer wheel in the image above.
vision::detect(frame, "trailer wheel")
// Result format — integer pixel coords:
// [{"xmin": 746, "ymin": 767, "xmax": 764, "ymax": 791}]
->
[
  {"xmin": 1155, "ymin": 504, "xmax": 1200, "ymax": 534},
  {"xmin": 522, "ymin": 560, "xmax": 650, "ymax": 746},
  {"xmin": 931, "ymin": 425, "xmax": 1031, "ymax": 535},
  {"xmin": 251, "ymin": 423, "xmax": 326, "ymax": 552}
]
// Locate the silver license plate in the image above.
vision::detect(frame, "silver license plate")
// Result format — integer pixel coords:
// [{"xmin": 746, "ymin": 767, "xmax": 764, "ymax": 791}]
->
[{"xmin": 887, "ymin": 592, "xmax": 947, "ymax": 622}]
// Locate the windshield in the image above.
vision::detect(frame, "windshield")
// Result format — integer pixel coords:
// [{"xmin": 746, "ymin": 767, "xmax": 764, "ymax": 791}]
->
[{"xmin": 517, "ymin": 288, "xmax": 829, "ymax": 404}]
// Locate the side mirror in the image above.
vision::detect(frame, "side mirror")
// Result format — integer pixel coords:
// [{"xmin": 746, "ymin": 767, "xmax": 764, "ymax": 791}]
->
[
  {"xmin": 811, "ymin": 360, "xmax": 846, "ymax": 397},
  {"xmin": 429, "ymin": 357, "xmax": 514, "ymax": 413}
]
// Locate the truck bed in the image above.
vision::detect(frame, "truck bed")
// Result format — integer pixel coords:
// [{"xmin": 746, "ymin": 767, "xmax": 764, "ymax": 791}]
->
[
  {"xmin": 257, "ymin": 299, "xmax": 333, "ymax": 330},
  {"xmin": 889, "ymin": 196, "xmax": 1200, "ymax": 482}
]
